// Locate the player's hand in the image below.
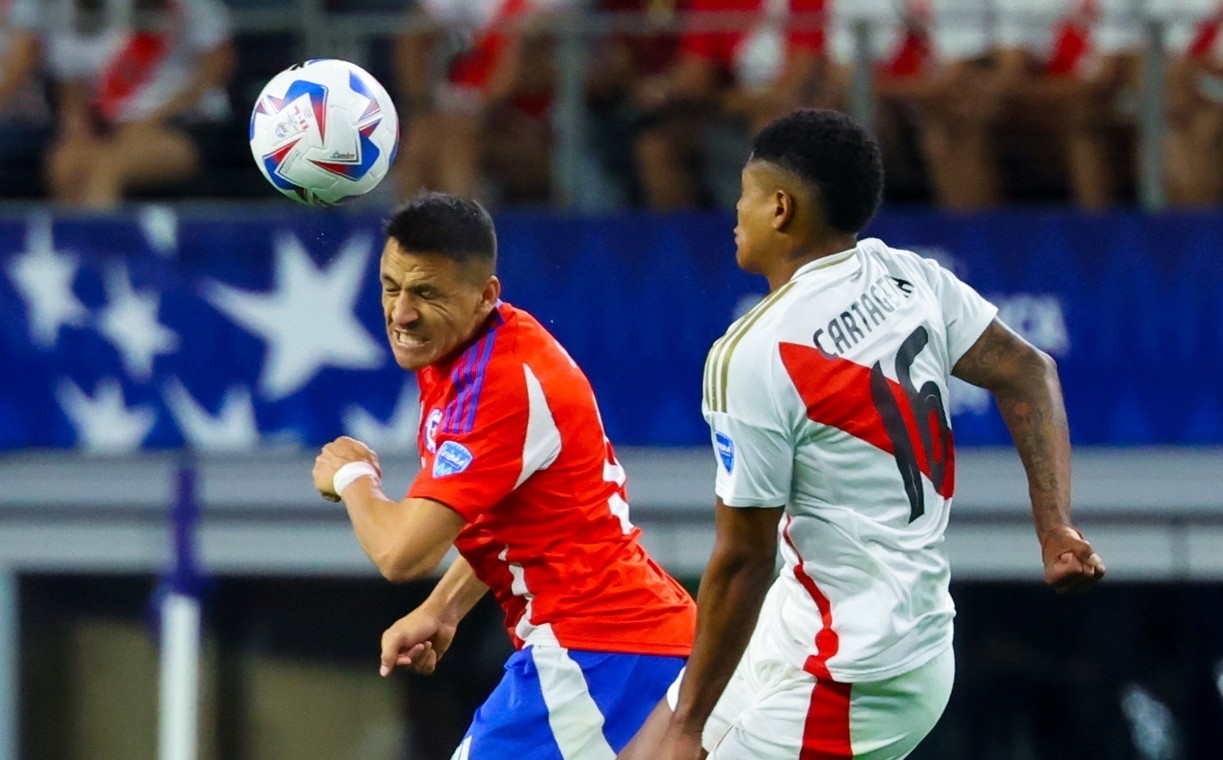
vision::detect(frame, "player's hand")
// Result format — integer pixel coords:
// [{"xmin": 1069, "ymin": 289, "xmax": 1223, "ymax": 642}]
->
[
  {"xmin": 379, "ymin": 606, "xmax": 457, "ymax": 677},
  {"xmin": 1041, "ymin": 525, "xmax": 1106, "ymax": 593},
  {"xmin": 312, "ymin": 436, "xmax": 381, "ymax": 503}
]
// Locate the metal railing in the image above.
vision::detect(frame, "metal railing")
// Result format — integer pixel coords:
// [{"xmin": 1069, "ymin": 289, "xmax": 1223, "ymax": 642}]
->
[{"xmin": 223, "ymin": 3, "xmax": 1190, "ymax": 211}]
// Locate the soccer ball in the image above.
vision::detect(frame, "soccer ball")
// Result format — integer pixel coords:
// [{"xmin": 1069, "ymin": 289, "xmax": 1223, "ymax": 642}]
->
[{"xmin": 250, "ymin": 59, "xmax": 399, "ymax": 205}]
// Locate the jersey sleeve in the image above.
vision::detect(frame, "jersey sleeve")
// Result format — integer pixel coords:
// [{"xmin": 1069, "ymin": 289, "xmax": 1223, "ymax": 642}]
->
[
  {"xmin": 914, "ymin": 256, "xmax": 999, "ymax": 367},
  {"xmin": 703, "ymin": 332, "xmax": 794, "ymax": 508},
  {"xmin": 408, "ymin": 354, "xmax": 530, "ymax": 522}
]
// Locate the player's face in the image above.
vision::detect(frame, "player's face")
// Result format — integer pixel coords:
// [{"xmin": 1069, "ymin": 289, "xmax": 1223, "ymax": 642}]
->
[
  {"xmin": 380, "ymin": 242, "xmax": 500, "ymax": 371},
  {"xmin": 734, "ymin": 162, "xmax": 774, "ymax": 274}
]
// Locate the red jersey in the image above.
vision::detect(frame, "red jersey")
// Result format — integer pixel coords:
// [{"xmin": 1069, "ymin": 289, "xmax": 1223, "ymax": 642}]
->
[
  {"xmin": 680, "ymin": 0, "xmax": 826, "ymax": 69},
  {"xmin": 409, "ymin": 302, "xmax": 696, "ymax": 656}
]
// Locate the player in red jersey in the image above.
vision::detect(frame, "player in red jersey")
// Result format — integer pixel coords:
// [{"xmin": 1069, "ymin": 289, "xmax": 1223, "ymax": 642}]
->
[{"xmin": 312, "ymin": 192, "xmax": 696, "ymax": 759}]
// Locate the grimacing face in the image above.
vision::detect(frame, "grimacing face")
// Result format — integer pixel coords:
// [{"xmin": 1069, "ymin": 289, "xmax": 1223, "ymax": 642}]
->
[{"xmin": 379, "ymin": 240, "xmax": 499, "ymax": 371}]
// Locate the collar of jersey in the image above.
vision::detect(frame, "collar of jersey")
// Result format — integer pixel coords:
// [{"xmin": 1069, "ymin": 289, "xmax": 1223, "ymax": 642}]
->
[{"xmin": 790, "ymin": 245, "xmax": 859, "ymax": 281}]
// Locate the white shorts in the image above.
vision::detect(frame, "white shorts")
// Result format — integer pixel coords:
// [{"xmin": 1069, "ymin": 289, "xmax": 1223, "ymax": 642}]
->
[{"xmin": 667, "ymin": 630, "xmax": 954, "ymax": 759}]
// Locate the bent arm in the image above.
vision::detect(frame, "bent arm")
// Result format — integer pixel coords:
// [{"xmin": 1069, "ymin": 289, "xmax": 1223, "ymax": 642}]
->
[
  {"xmin": 952, "ymin": 318, "xmax": 1104, "ymax": 591},
  {"xmin": 341, "ymin": 477, "xmax": 466, "ymax": 583},
  {"xmin": 670, "ymin": 501, "xmax": 782, "ymax": 739}
]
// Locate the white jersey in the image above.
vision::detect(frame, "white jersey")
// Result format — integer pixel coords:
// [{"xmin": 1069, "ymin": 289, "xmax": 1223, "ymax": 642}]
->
[
  {"xmin": 702, "ymin": 238, "xmax": 997, "ymax": 682},
  {"xmin": 9, "ymin": 0, "xmax": 230, "ymax": 124}
]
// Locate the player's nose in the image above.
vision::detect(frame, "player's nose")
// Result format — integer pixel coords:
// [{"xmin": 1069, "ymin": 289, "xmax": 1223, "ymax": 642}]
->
[{"xmin": 389, "ymin": 292, "xmax": 420, "ymax": 325}]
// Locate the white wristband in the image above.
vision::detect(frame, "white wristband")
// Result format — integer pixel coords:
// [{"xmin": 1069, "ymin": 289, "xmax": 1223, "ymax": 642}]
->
[{"xmin": 333, "ymin": 461, "xmax": 380, "ymax": 497}]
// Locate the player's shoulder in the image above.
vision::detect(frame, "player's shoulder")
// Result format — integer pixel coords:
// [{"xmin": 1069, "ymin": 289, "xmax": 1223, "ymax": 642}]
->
[
  {"xmin": 445, "ymin": 307, "xmax": 523, "ymax": 393},
  {"xmin": 493, "ymin": 302, "xmax": 572, "ymax": 373},
  {"xmin": 855, "ymin": 238, "xmax": 970, "ymax": 307},
  {"xmin": 857, "ymin": 237, "xmax": 926, "ymax": 269},
  {"xmin": 457, "ymin": 302, "xmax": 584, "ymax": 400},
  {"xmin": 703, "ymin": 284, "xmax": 799, "ymax": 414},
  {"xmin": 433, "ymin": 309, "xmax": 527, "ymax": 437},
  {"xmin": 857, "ymin": 237, "xmax": 949, "ymax": 282}
]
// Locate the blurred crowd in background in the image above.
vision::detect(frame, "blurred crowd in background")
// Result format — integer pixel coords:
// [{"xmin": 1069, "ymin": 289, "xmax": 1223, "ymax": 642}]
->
[{"xmin": 2, "ymin": 0, "xmax": 1223, "ymax": 211}]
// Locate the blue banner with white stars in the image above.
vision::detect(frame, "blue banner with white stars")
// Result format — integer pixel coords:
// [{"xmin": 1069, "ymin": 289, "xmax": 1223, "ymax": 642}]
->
[{"xmin": 0, "ymin": 208, "xmax": 1219, "ymax": 451}]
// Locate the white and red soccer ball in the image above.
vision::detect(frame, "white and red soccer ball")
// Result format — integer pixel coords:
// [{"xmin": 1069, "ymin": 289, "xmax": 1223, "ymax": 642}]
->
[{"xmin": 250, "ymin": 59, "xmax": 399, "ymax": 205}]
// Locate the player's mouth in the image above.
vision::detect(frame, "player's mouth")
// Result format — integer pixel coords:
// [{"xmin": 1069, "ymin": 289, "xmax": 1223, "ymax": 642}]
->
[{"xmin": 391, "ymin": 329, "xmax": 428, "ymax": 349}]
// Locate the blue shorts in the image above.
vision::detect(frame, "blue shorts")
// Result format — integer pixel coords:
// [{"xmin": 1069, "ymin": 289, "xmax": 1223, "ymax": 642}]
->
[{"xmin": 451, "ymin": 645, "xmax": 686, "ymax": 760}]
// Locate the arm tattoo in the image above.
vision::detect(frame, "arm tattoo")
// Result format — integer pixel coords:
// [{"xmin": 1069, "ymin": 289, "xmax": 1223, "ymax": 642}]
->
[{"xmin": 954, "ymin": 320, "xmax": 1073, "ymax": 537}]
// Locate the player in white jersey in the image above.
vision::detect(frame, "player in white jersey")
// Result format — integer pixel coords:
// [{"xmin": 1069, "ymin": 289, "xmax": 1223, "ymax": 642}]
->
[{"xmin": 618, "ymin": 109, "xmax": 1107, "ymax": 760}]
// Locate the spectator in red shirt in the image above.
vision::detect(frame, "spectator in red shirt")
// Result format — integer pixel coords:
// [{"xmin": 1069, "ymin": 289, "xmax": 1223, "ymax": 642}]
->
[
  {"xmin": 1161, "ymin": 0, "xmax": 1223, "ymax": 205},
  {"xmin": 585, "ymin": 0, "xmax": 686, "ymax": 207},
  {"xmin": 990, "ymin": 0, "xmax": 1143, "ymax": 208},
  {"xmin": 632, "ymin": 0, "xmax": 829, "ymax": 210},
  {"xmin": 828, "ymin": 0, "xmax": 999, "ymax": 209},
  {"xmin": 395, "ymin": 0, "xmax": 573, "ymax": 206}
]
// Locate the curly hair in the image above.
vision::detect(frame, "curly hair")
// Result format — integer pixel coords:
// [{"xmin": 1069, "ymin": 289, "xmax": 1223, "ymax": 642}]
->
[{"xmin": 750, "ymin": 109, "xmax": 884, "ymax": 234}]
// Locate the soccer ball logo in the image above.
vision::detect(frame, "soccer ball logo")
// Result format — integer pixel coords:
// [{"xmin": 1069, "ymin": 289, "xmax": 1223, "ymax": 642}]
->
[{"xmin": 250, "ymin": 59, "xmax": 399, "ymax": 205}]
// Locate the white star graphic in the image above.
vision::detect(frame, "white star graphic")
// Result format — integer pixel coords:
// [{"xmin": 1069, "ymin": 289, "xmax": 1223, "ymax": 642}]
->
[
  {"xmin": 56, "ymin": 377, "xmax": 157, "ymax": 452},
  {"xmin": 98, "ymin": 265, "xmax": 180, "ymax": 381},
  {"xmin": 162, "ymin": 378, "xmax": 260, "ymax": 451},
  {"xmin": 138, "ymin": 204, "xmax": 179, "ymax": 257},
  {"xmin": 342, "ymin": 382, "xmax": 421, "ymax": 453},
  {"xmin": 203, "ymin": 231, "xmax": 385, "ymax": 400},
  {"xmin": 5, "ymin": 215, "xmax": 87, "ymax": 348}
]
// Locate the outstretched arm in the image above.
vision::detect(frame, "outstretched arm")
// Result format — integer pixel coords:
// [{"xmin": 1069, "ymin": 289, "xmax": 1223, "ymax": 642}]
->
[
  {"xmin": 661, "ymin": 502, "xmax": 782, "ymax": 760},
  {"xmin": 952, "ymin": 319, "xmax": 1106, "ymax": 592},
  {"xmin": 380, "ymin": 555, "xmax": 488, "ymax": 676}
]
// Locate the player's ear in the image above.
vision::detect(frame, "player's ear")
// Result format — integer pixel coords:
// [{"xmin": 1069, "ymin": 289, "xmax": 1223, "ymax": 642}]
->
[
  {"xmin": 772, "ymin": 189, "xmax": 795, "ymax": 231},
  {"xmin": 480, "ymin": 276, "xmax": 501, "ymax": 310}
]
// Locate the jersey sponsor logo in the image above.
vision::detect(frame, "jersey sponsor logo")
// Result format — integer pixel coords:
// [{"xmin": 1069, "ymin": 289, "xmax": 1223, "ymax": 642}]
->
[
  {"xmin": 424, "ymin": 408, "xmax": 443, "ymax": 453},
  {"xmin": 433, "ymin": 440, "xmax": 474, "ymax": 477},
  {"xmin": 715, "ymin": 431, "xmax": 735, "ymax": 472}
]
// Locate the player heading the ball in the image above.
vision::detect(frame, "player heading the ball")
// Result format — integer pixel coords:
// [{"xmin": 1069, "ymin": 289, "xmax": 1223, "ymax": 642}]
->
[{"xmin": 312, "ymin": 192, "xmax": 697, "ymax": 759}]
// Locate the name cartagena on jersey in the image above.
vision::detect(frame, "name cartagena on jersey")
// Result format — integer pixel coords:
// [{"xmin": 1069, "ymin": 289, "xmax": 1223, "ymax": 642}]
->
[{"xmin": 409, "ymin": 302, "xmax": 695, "ymax": 656}]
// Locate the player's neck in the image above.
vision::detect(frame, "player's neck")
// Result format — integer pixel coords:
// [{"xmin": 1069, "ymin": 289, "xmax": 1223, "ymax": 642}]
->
[{"xmin": 765, "ymin": 234, "xmax": 858, "ymax": 291}]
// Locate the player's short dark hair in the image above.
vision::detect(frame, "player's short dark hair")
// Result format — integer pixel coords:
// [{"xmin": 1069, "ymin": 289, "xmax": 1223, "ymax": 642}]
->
[
  {"xmin": 750, "ymin": 109, "xmax": 883, "ymax": 234},
  {"xmin": 385, "ymin": 192, "xmax": 497, "ymax": 271}
]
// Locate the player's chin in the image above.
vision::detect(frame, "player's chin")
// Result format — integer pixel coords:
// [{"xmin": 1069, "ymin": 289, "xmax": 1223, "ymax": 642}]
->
[{"xmin": 390, "ymin": 343, "xmax": 433, "ymax": 371}]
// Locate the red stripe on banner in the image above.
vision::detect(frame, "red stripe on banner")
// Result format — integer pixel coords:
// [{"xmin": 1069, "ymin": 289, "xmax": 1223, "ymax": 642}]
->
[
  {"xmin": 800, "ymin": 679, "xmax": 853, "ymax": 760},
  {"xmin": 781, "ymin": 516, "xmax": 840, "ymax": 681}
]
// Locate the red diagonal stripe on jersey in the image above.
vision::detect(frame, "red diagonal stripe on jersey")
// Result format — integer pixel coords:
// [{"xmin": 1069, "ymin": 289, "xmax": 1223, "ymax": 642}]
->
[{"xmin": 779, "ymin": 342, "xmax": 953, "ymax": 498}]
